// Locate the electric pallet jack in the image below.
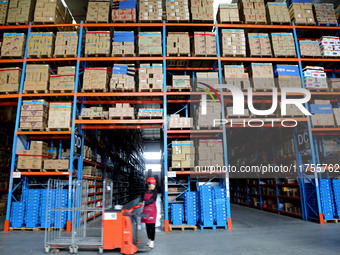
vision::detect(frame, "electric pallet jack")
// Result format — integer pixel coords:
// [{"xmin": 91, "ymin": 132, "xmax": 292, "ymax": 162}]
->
[{"xmin": 102, "ymin": 203, "xmax": 152, "ymax": 254}]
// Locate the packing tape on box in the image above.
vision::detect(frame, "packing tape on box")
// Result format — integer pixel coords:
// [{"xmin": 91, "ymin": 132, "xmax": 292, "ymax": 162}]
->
[
  {"xmin": 267, "ymin": 3, "xmax": 287, "ymax": 6},
  {"xmin": 23, "ymin": 101, "xmax": 49, "ymax": 107},
  {"xmin": 51, "ymin": 74, "xmax": 75, "ymax": 78},
  {"xmin": 300, "ymin": 41, "xmax": 319, "ymax": 44},
  {"xmin": 18, "ymin": 154, "xmax": 52, "ymax": 158},
  {"xmin": 248, "ymin": 35, "xmax": 269, "ymax": 38},
  {"xmin": 222, "ymin": 29, "xmax": 244, "ymax": 33},
  {"xmin": 50, "ymin": 106, "xmax": 72, "ymax": 109},
  {"xmin": 139, "ymin": 32, "xmax": 161, "ymax": 36},
  {"xmin": 26, "ymin": 66, "xmax": 55, "ymax": 75},
  {"xmin": 224, "ymin": 65, "xmax": 244, "ymax": 68},
  {"xmin": 31, "ymin": 33, "xmax": 56, "ymax": 39},
  {"xmin": 0, "ymin": 2, "xmax": 8, "ymax": 4},
  {"xmin": 172, "ymin": 144, "xmax": 193, "ymax": 146},
  {"xmin": 220, "ymin": 4, "xmax": 237, "ymax": 7},
  {"xmin": 195, "ymin": 33, "xmax": 216, "ymax": 37},
  {"xmin": 4, "ymin": 33, "xmax": 26, "ymax": 37},
  {"xmin": 0, "ymin": 68, "xmax": 21, "ymax": 71},
  {"xmin": 57, "ymin": 32, "xmax": 78, "ymax": 36},
  {"xmin": 252, "ymin": 63, "xmax": 272, "ymax": 67},
  {"xmin": 272, "ymin": 33, "xmax": 293, "ymax": 36}
]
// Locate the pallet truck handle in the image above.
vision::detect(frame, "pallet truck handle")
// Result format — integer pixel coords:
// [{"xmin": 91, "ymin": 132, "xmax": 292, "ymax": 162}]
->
[{"xmin": 123, "ymin": 205, "xmax": 142, "ymax": 215}]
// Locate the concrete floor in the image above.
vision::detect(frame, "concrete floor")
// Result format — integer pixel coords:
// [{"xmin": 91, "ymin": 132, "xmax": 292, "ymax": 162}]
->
[{"xmin": 1, "ymin": 204, "xmax": 340, "ymax": 255}]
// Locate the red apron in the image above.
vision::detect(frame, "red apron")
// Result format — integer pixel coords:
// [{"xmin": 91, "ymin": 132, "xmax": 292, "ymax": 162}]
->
[{"xmin": 141, "ymin": 192, "xmax": 157, "ymax": 224}]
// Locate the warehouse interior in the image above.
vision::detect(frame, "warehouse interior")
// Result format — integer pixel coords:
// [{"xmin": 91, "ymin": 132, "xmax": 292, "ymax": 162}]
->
[{"xmin": 0, "ymin": 0, "xmax": 340, "ymax": 254}]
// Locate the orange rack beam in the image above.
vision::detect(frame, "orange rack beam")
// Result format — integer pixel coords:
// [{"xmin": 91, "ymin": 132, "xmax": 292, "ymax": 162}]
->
[
  {"xmin": 166, "ymin": 56, "xmax": 218, "ymax": 61},
  {"xmin": 22, "ymin": 93, "xmax": 75, "ymax": 98},
  {"xmin": 18, "ymin": 172, "xmax": 70, "ymax": 176},
  {"xmin": 81, "ymin": 125, "xmax": 163, "ymax": 130},
  {"xmin": 83, "ymin": 23, "xmax": 163, "ymax": 28},
  {"xmin": 77, "ymin": 92, "xmax": 164, "ymax": 97},
  {"xmin": 0, "ymin": 24, "xmax": 29, "ymax": 29},
  {"xmin": 301, "ymin": 58, "xmax": 340, "ymax": 62},
  {"xmin": 17, "ymin": 131, "xmax": 72, "ymax": 135},
  {"xmin": 26, "ymin": 57, "xmax": 77, "ymax": 62},
  {"xmin": 75, "ymin": 119, "xmax": 164, "ymax": 124},
  {"xmin": 80, "ymin": 57, "xmax": 163, "ymax": 62},
  {"xmin": 166, "ymin": 129, "xmax": 223, "ymax": 134},
  {"xmin": 217, "ymin": 24, "xmax": 293, "ymax": 29},
  {"xmin": 0, "ymin": 94, "xmax": 19, "ymax": 99},
  {"xmin": 0, "ymin": 59, "xmax": 24, "ymax": 64},
  {"xmin": 220, "ymin": 57, "xmax": 299, "ymax": 62}
]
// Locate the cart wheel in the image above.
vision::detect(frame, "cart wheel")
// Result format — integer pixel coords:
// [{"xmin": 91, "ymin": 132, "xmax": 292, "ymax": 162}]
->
[
  {"xmin": 99, "ymin": 247, "xmax": 103, "ymax": 254},
  {"xmin": 51, "ymin": 249, "xmax": 59, "ymax": 254},
  {"xmin": 73, "ymin": 246, "xmax": 79, "ymax": 254},
  {"xmin": 69, "ymin": 247, "xmax": 74, "ymax": 254},
  {"xmin": 45, "ymin": 245, "xmax": 50, "ymax": 253}
]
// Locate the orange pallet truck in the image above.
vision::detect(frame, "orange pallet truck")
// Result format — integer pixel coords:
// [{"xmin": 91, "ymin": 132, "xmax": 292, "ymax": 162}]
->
[{"xmin": 102, "ymin": 204, "xmax": 151, "ymax": 254}]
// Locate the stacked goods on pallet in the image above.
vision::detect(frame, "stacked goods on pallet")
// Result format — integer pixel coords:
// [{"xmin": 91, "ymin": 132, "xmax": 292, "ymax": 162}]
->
[
  {"xmin": 0, "ymin": 1, "xmax": 8, "ymax": 25},
  {"xmin": 44, "ymin": 159, "xmax": 69, "ymax": 171},
  {"xmin": 221, "ymin": 29, "xmax": 246, "ymax": 57},
  {"xmin": 299, "ymin": 40, "xmax": 321, "ymax": 57},
  {"xmin": 240, "ymin": 0, "xmax": 266, "ymax": 24},
  {"xmin": 303, "ymin": 66, "xmax": 327, "ymax": 90},
  {"xmin": 332, "ymin": 179, "xmax": 340, "ymax": 218},
  {"xmin": 330, "ymin": 78, "xmax": 340, "ymax": 91},
  {"xmin": 310, "ymin": 100, "xmax": 335, "ymax": 127},
  {"xmin": 288, "ymin": 3, "xmax": 315, "ymax": 25},
  {"xmin": 247, "ymin": 33, "xmax": 272, "ymax": 57},
  {"xmin": 226, "ymin": 106, "xmax": 250, "ymax": 117},
  {"xmin": 171, "ymin": 141, "xmax": 195, "ymax": 168},
  {"xmin": 85, "ymin": 31, "xmax": 110, "ymax": 56},
  {"xmin": 0, "ymin": 67, "xmax": 21, "ymax": 93},
  {"xmin": 23, "ymin": 65, "xmax": 51, "ymax": 93},
  {"xmin": 167, "ymin": 32, "xmax": 190, "ymax": 56},
  {"xmin": 139, "ymin": 0, "xmax": 162, "ymax": 22},
  {"xmin": 184, "ymin": 192, "xmax": 198, "ymax": 225},
  {"xmin": 196, "ymin": 72, "xmax": 218, "ymax": 85},
  {"xmin": 213, "ymin": 187, "xmax": 227, "ymax": 226},
  {"xmin": 166, "ymin": 0, "xmax": 189, "ymax": 22},
  {"xmin": 7, "ymin": 0, "xmax": 35, "ymax": 24},
  {"xmin": 86, "ymin": 1, "xmax": 110, "ymax": 23},
  {"xmin": 25, "ymin": 189, "xmax": 40, "ymax": 228},
  {"xmin": 170, "ymin": 204, "xmax": 184, "ymax": 225},
  {"xmin": 10, "ymin": 202, "xmax": 25, "ymax": 227},
  {"xmin": 138, "ymin": 32, "xmax": 162, "ymax": 55},
  {"xmin": 83, "ymin": 67, "xmax": 109, "ymax": 92},
  {"xmin": 319, "ymin": 36, "xmax": 340, "ymax": 57},
  {"xmin": 1, "ymin": 33, "xmax": 26, "ymax": 57},
  {"xmin": 54, "ymin": 32, "xmax": 78, "ymax": 57},
  {"xmin": 266, "ymin": 3, "xmax": 290, "ymax": 24},
  {"xmin": 217, "ymin": 4, "xmax": 239, "ymax": 23},
  {"xmin": 334, "ymin": 108, "xmax": 340, "ymax": 126},
  {"xmin": 81, "ymin": 107, "xmax": 108, "ymax": 119},
  {"xmin": 171, "ymin": 75, "xmax": 190, "ymax": 90},
  {"xmin": 196, "ymin": 102, "xmax": 221, "ymax": 129},
  {"xmin": 249, "ymin": 63, "xmax": 275, "ymax": 90},
  {"xmin": 109, "ymin": 103, "xmax": 135, "ymax": 119},
  {"xmin": 83, "ymin": 166, "xmax": 96, "ymax": 177},
  {"xmin": 319, "ymin": 179, "xmax": 335, "ymax": 220},
  {"xmin": 336, "ymin": 5, "xmax": 340, "ymax": 22},
  {"xmin": 314, "ymin": 3, "xmax": 337, "ymax": 25},
  {"xmin": 110, "ymin": 64, "xmax": 135, "ymax": 91},
  {"xmin": 47, "ymin": 103, "xmax": 72, "ymax": 129},
  {"xmin": 138, "ymin": 63, "xmax": 163, "ymax": 91},
  {"xmin": 271, "ymin": 33, "xmax": 296, "ymax": 57},
  {"xmin": 54, "ymin": 189, "xmax": 67, "ymax": 228},
  {"xmin": 20, "ymin": 100, "xmax": 49, "ymax": 130},
  {"xmin": 27, "ymin": 32, "xmax": 55, "ymax": 58},
  {"xmin": 137, "ymin": 108, "xmax": 163, "ymax": 119},
  {"xmin": 168, "ymin": 114, "xmax": 193, "ymax": 129},
  {"xmin": 112, "ymin": 32, "xmax": 134, "ymax": 56},
  {"xmin": 112, "ymin": 0, "xmax": 137, "ymax": 22},
  {"xmin": 197, "ymin": 140, "xmax": 223, "ymax": 167},
  {"xmin": 193, "ymin": 32, "xmax": 216, "ymax": 56},
  {"xmin": 40, "ymin": 189, "xmax": 54, "ymax": 228},
  {"xmin": 274, "ymin": 65, "xmax": 301, "ymax": 88},
  {"xmin": 34, "ymin": 0, "xmax": 71, "ymax": 24},
  {"xmin": 191, "ymin": 0, "xmax": 214, "ymax": 22},
  {"xmin": 17, "ymin": 141, "xmax": 50, "ymax": 171},
  {"xmin": 223, "ymin": 65, "xmax": 250, "ymax": 90},
  {"xmin": 199, "ymin": 185, "xmax": 214, "ymax": 227},
  {"xmin": 49, "ymin": 66, "xmax": 76, "ymax": 92}
]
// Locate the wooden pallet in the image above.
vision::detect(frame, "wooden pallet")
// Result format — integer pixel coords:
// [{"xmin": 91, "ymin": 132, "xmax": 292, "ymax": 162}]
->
[
  {"xmin": 108, "ymin": 115, "xmax": 135, "ymax": 120},
  {"xmin": 84, "ymin": 54, "xmax": 110, "ymax": 57},
  {"xmin": 81, "ymin": 88, "xmax": 107, "ymax": 93},
  {"xmin": 18, "ymin": 128, "xmax": 45, "ymax": 132},
  {"xmin": 1, "ymin": 91, "xmax": 18, "ymax": 94},
  {"xmin": 79, "ymin": 116, "xmax": 106, "ymax": 120},
  {"xmin": 10, "ymin": 227, "xmax": 41, "ymax": 232},
  {"xmin": 244, "ymin": 21, "xmax": 267, "ymax": 25},
  {"xmin": 307, "ymin": 89, "xmax": 329, "ymax": 92},
  {"xmin": 252, "ymin": 88, "xmax": 276, "ymax": 92},
  {"xmin": 222, "ymin": 54, "xmax": 246, "ymax": 57},
  {"xmin": 27, "ymin": 54, "xmax": 52, "ymax": 59},
  {"xmin": 111, "ymin": 54, "xmax": 135, "ymax": 57},
  {"xmin": 273, "ymin": 54, "xmax": 297, "ymax": 58},
  {"xmin": 53, "ymin": 54, "xmax": 77, "ymax": 58},
  {"xmin": 16, "ymin": 168, "xmax": 43, "ymax": 172},
  {"xmin": 138, "ymin": 88, "xmax": 163, "ymax": 92},
  {"xmin": 167, "ymin": 53, "xmax": 191, "ymax": 57},
  {"xmin": 169, "ymin": 167, "xmax": 194, "ymax": 171},
  {"xmin": 324, "ymin": 219, "xmax": 339, "ymax": 223},
  {"xmin": 270, "ymin": 21, "xmax": 291, "ymax": 25},
  {"xmin": 6, "ymin": 21, "xmax": 29, "ymax": 25},
  {"xmin": 166, "ymin": 20, "xmax": 190, "ymax": 23},
  {"xmin": 193, "ymin": 54, "xmax": 217, "ymax": 57},
  {"xmin": 85, "ymin": 20, "xmax": 110, "ymax": 24},
  {"xmin": 250, "ymin": 54, "xmax": 273, "ymax": 58},
  {"xmin": 23, "ymin": 89, "xmax": 49, "ymax": 94},
  {"xmin": 43, "ymin": 168, "xmax": 69, "ymax": 172},
  {"xmin": 168, "ymin": 127, "xmax": 193, "ymax": 130},
  {"xmin": 300, "ymin": 55, "xmax": 322, "ymax": 58},
  {"xmin": 140, "ymin": 20, "xmax": 163, "ymax": 23},
  {"xmin": 219, "ymin": 20, "xmax": 243, "ymax": 24},
  {"xmin": 110, "ymin": 88, "xmax": 136, "ymax": 92},
  {"xmin": 196, "ymin": 126, "xmax": 222, "ymax": 130},
  {"xmin": 312, "ymin": 124, "xmax": 335, "ymax": 128},
  {"xmin": 139, "ymin": 54, "xmax": 162, "ymax": 57},
  {"xmin": 46, "ymin": 127, "xmax": 72, "ymax": 131},
  {"xmin": 49, "ymin": 89, "xmax": 74, "ymax": 93},
  {"xmin": 292, "ymin": 21, "xmax": 316, "ymax": 26},
  {"xmin": 167, "ymin": 87, "xmax": 192, "ymax": 92},
  {"xmin": 169, "ymin": 224, "xmax": 197, "ymax": 231},
  {"xmin": 0, "ymin": 55, "xmax": 25, "ymax": 59},
  {"xmin": 138, "ymin": 116, "xmax": 163, "ymax": 119}
]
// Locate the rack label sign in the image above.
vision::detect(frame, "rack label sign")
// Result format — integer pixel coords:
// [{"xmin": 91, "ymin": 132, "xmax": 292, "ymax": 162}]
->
[
  {"xmin": 297, "ymin": 130, "xmax": 310, "ymax": 150},
  {"xmin": 13, "ymin": 172, "xmax": 21, "ymax": 178},
  {"xmin": 168, "ymin": 172, "xmax": 176, "ymax": 177}
]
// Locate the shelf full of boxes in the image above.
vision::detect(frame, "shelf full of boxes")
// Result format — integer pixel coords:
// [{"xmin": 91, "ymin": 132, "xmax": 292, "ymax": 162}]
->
[{"xmin": 0, "ymin": 0, "xmax": 340, "ymax": 232}]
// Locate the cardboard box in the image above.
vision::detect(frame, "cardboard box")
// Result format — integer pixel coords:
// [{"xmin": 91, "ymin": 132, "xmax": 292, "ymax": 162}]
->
[
  {"xmin": 217, "ymin": 4, "xmax": 239, "ymax": 23},
  {"xmin": 240, "ymin": 0, "xmax": 267, "ymax": 24},
  {"xmin": 138, "ymin": 32, "xmax": 162, "ymax": 55},
  {"xmin": 221, "ymin": 29, "xmax": 246, "ymax": 57},
  {"xmin": 34, "ymin": 0, "xmax": 72, "ymax": 24},
  {"xmin": 139, "ymin": 0, "xmax": 162, "ymax": 22},
  {"xmin": 330, "ymin": 78, "xmax": 340, "ymax": 91},
  {"xmin": 110, "ymin": 64, "xmax": 135, "ymax": 91},
  {"xmin": 109, "ymin": 103, "xmax": 134, "ymax": 119},
  {"xmin": 27, "ymin": 32, "xmax": 55, "ymax": 58},
  {"xmin": 303, "ymin": 66, "xmax": 328, "ymax": 90},
  {"xmin": 266, "ymin": 3, "xmax": 290, "ymax": 24},
  {"xmin": 191, "ymin": 0, "xmax": 214, "ymax": 22},
  {"xmin": 0, "ymin": 67, "xmax": 22, "ymax": 93},
  {"xmin": 0, "ymin": 1, "xmax": 8, "ymax": 25},
  {"xmin": 1, "ymin": 33, "xmax": 26, "ymax": 57},
  {"xmin": 54, "ymin": 32, "xmax": 78, "ymax": 57},
  {"xmin": 167, "ymin": 32, "xmax": 190, "ymax": 55},
  {"xmin": 289, "ymin": 3, "xmax": 315, "ymax": 25},
  {"xmin": 274, "ymin": 65, "xmax": 301, "ymax": 88},
  {"xmin": 169, "ymin": 114, "xmax": 193, "ymax": 129},
  {"xmin": 86, "ymin": 1, "xmax": 110, "ymax": 23},
  {"xmin": 249, "ymin": 63, "xmax": 275, "ymax": 89},
  {"xmin": 166, "ymin": 0, "xmax": 189, "ymax": 22},
  {"xmin": 20, "ymin": 100, "xmax": 49, "ymax": 130},
  {"xmin": 193, "ymin": 32, "xmax": 216, "ymax": 56},
  {"xmin": 171, "ymin": 141, "xmax": 195, "ymax": 168},
  {"xmin": 314, "ymin": 3, "xmax": 337, "ymax": 25},
  {"xmin": 50, "ymin": 66, "xmax": 75, "ymax": 92},
  {"xmin": 196, "ymin": 101, "xmax": 222, "ymax": 129},
  {"xmin": 299, "ymin": 40, "xmax": 321, "ymax": 57},
  {"xmin": 137, "ymin": 108, "xmax": 163, "ymax": 119},
  {"xmin": 7, "ymin": 0, "xmax": 35, "ymax": 24},
  {"xmin": 319, "ymin": 36, "xmax": 340, "ymax": 57},
  {"xmin": 24, "ymin": 64, "xmax": 51, "ymax": 92},
  {"xmin": 223, "ymin": 65, "xmax": 250, "ymax": 90},
  {"xmin": 47, "ymin": 102, "xmax": 72, "ymax": 129},
  {"xmin": 138, "ymin": 63, "xmax": 163, "ymax": 91},
  {"xmin": 112, "ymin": 31, "xmax": 135, "ymax": 56},
  {"xmin": 112, "ymin": 0, "xmax": 136, "ymax": 22},
  {"xmin": 271, "ymin": 33, "xmax": 296, "ymax": 57},
  {"xmin": 197, "ymin": 140, "xmax": 223, "ymax": 167},
  {"xmin": 248, "ymin": 33, "xmax": 272, "ymax": 57},
  {"xmin": 85, "ymin": 31, "xmax": 111, "ymax": 56},
  {"xmin": 83, "ymin": 67, "xmax": 108, "ymax": 91},
  {"xmin": 172, "ymin": 75, "xmax": 190, "ymax": 88}
]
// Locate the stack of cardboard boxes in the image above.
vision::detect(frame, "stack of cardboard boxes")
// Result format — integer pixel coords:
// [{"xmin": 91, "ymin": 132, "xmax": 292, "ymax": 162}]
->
[
  {"xmin": 27, "ymin": 32, "xmax": 55, "ymax": 57},
  {"xmin": 303, "ymin": 66, "xmax": 328, "ymax": 90},
  {"xmin": 171, "ymin": 141, "xmax": 195, "ymax": 168},
  {"xmin": 138, "ymin": 108, "xmax": 163, "ymax": 119},
  {"xmin": 248, "ymin": 33, "xmax": 272, "ymax": 56},
  {"xmin": 333, "ymin": 107, "xmax": 340, "ymax": 126},
  {"xmin": 330, "ymin": 78, "xmax": 340, "ymax": 91},
  {"xmin": 83, "ymin": 166, "xmax": 103, "ymax": 178},
  {"xmin": 196, "ymin": 72, "xmax": 219, "ymax": 89},
  {"xmin": 6, "ymin": 0, "xmax": 35, "ymax": 24},
  {"xmin": 84, "ymin": 146, "xmax": 95, "ymax": 161},
  {"xmin": 17, "ymin": 141, "xmax": 49, "ymax": 171},
  {"xmin": 274, "ymin": 65, "xmax": 301, "ymax": 88},
  {"xmin": 139, "ymin": 0, "xmax": 162, "ymax": 22},
  {"xmin": 47, "ymin": 103, "xmax": 72, "ymax": 130},
  {"xmin": 299, "ymin": 40, "xmax": 321, "ymax": 57},
  {"xmin": 193, "ymin": 32, "xmax": 216, "ymax": 56},
  {"xmin": 240, "ymin": 0, "xmax": 266, "ymax": 24},
  {"xmin": 217, "ymin": 4, "xmax": 240, "ymax": 23},
  {"xmin": 20, "ymin": 100, "xmax": 49, "ymax": 130},
  {"xmin": 197, "ymin": 140, "xmax": 224, "ymax": 167},
  {"xmin": 226, "ymin": 106, "xmax": 250, "ymax": 117},
  {"xmin": 196, "ymin": 101, "xmax": 221, "ymax": 129},
  {"xmin": 0, "ymin": 67, "xmax": 21, "ymax": 93},
  {"xmin": 266, "ymin": 3, "xmax": 290, "ymax": 24},
  {"xmin": 110, "ymin": 64, "xmax": 135, "ymax": 91},
  {"xmin": 271, "ymin": 33, "xmax": 296, "ymax": 57},
  {"xmin": 23, "ymin": 65, "xmax": 51, "ymax": 92},
  {"xmin": 191, "ymin": 0, "xmax": 214, "ymax": 22},
  {"xmin": 289, "ymin": 3, "xmax": 315, "ymax": 25},
  {"xmin": 0, "ymin": 1, "xmax": 8, "ymax": 25},
  {"xmin": 172, "ymin": 75, "xmax": 191, "ymax": 90},
  {"xmin": 221, "ymin": 29, "xmax": 246, "ymax": 56},
  {"xmin": 223, "ymin": 65, "xmax": 251, "ymax": 90},
  {"xmin": 54, "ymin": 32, "xmax": 78, "ymax": 57},
  {"xmin": 138, "ymin": 63, "xmax": 163, "ymax": 92},
  {"xmin": 319, "ymin": 36, "xmax": 340, "ymax": 57},
  {"xmin": 167, "ymin": 32, "xmax": 190, "ymax": 56},
  {"xmin": 138, "ymin": 32, "xmax": 162, "ymax": 55},
  {"xmin": 336, "ymin": 5, "xmax": 340, "ymax": 23},
  {"xmin": 166, "ymin": 0, "xmax": 189, "ymax": 21},
  {"xmin": 81, "ymin": 107, "xmax": 109, "ymax": 119},
  {"xmin": 112, "ymin": 0, "xmax": 137, "ymax": 22},
  {"xmin": 314, "ymin": 3, "xmax": 337, "ymax": 25},
  {"xmin": 86, "ymin": 1, "xmax": 110, "ymax": 23},
  {"xmin": 34, "ymin": 0, "xmax": 72, "ymax": 24},
  {"xmin": 112, "ymin": 32, "xmax": 134, "ymax": 56},
  {"xmin": 50, "ymin": 66, "xmax": 75, "ymax": 92},
  {"xmin": 168, "ymin": 114, "xmax": 193, "ymax": 129},
  {"xmin": 250, "ymin": 63, "xmax": 275, "ymax": 90},
  {"xmin": 109, "ymin": 103, "xmax": 135, "ymax": 119},
  {"xmin": 85, "ymin": 31, "xmax": 110, "ymax": 56},
  {"xmin": 310, "ymin": 100, "xmax": 335, "ymax": 127},
  {"xmin": 1, "ymin": 33, "xmax": 26, "ymax": 58},
  {"xmin": 83, "ymin": 67, "xmax": 109, "ymax": 92},
  {"xmin": 43, "ymin": 159, "xmax": 69, "ymax": 171}
]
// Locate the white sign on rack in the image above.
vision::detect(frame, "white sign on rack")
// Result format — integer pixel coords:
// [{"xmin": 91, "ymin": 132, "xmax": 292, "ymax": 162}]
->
[
  {"xmin": 13, "ymin": 172, "xmax": 21, "ymax": 178},
  {"xmin": 168, "ymin": 172, "xmax": 176, "ymax": 178}
]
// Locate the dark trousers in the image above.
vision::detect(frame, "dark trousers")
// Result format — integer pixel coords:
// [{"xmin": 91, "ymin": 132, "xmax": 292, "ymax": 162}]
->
[{"xmin": 145, "ymin": 223, "xmax": 155, "ymax": 241}]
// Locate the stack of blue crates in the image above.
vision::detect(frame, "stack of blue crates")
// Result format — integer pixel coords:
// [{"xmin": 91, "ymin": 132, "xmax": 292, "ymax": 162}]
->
[
  {"xmin": 332, "ymin": 179, "xmax": 340, "ymax": 218},
  {"xmin": 184, "ymin": 192, "xmax": 198, "ymax": 225},
  {"xmin": 10, "ymin": 202, "xmax": 25, "ymax": 227},
  {"xmin": 213, "ymin": 187, "xmax": 227, "ymax": 226},
  {"xmin": 113, "ymin": 32, "xmax": 135, "ymax": 43},
  {"xmin": 25, "ymin": 189, "xmax": 41, "ymax": 228},
  {"xmin": 319, "ymin": 179, "xmax": 335, "ymax": 220},
  {"xmin": 54, "ymin": 189, "xmax": 68, "ymax": 228},
  {"xmin": 40, "ymin": 189, "xmax": 54, "ymax": 228},
  {"xmin": 199, "ymin": 185, "xmax": 214, "ymax": 227},
  {"xmin": 170, "ymin": 204, "xmax": 184, "ymax": 225}
]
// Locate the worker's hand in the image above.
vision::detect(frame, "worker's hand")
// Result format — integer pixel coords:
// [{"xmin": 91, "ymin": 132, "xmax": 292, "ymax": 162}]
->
[{"xmin": 139, "ymin": 202, "xmax": 144, "ymax": 206}]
